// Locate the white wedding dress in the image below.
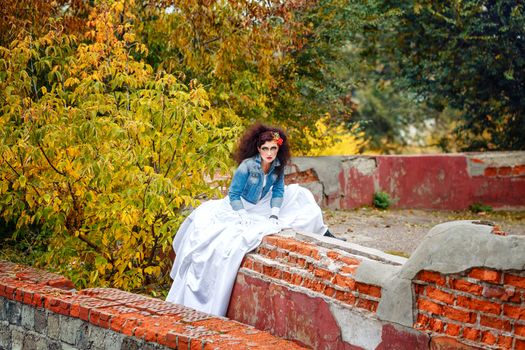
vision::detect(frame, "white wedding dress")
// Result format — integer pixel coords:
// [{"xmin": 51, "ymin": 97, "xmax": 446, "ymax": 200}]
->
[{"xmin": 165, "ymin": 184, "xmax": 327, "ymax": 316}]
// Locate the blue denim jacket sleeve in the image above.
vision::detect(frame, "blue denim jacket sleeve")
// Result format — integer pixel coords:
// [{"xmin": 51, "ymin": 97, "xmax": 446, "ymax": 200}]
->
[
  {"xmin": 270, "ymin": 172, "xmax": 284, "ymax": 208},
  {"xmin": 228, "ymin": 161, "xmax": 249, "ymax": 211}
]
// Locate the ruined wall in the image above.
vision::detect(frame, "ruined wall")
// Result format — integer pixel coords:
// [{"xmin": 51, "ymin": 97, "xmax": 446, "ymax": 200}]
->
[
  {"xmin": 0, "ymin": 261, "xmax": 305, "ymax": 349},
  {"xmin": 227, "ymin": 221, "xmax": 525, "ymax": 349},
  {"xmin": 286, "ymin": 151, "xmax": 525, "ymax": 210}
]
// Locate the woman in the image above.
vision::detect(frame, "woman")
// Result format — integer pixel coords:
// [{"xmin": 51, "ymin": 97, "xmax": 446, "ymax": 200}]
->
[{"xmin": 166, "ymin": 123, "xmax": 342, "ymax": 316}]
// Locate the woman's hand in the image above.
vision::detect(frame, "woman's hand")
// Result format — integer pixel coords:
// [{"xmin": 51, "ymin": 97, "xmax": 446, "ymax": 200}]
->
[{"xmin": 237, "ymin": 209, "xmax": 251, "ymax": 226}]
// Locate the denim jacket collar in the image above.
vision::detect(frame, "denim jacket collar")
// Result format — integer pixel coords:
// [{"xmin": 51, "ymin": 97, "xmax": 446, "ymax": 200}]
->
[{"xmin": 254, "ymin": 153, "xmax": 280, "ymax": 173}]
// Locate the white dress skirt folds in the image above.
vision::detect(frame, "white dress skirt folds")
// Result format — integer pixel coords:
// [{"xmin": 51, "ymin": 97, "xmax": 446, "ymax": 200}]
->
[{"xmin": 165, "ymin": 184, "xmax": 327, "ymax": 316}]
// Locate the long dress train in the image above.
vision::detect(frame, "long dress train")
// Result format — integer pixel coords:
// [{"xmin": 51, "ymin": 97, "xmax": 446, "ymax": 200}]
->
[{"xmin": 166, "ymin": 184, "xmax": 327, "ymax": 316}]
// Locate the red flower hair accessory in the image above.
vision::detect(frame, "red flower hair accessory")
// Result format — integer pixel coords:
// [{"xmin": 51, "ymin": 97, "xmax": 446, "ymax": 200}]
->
[{"xmin": 272, "ymin": 132, "xmax": 284, "ymax": 146}]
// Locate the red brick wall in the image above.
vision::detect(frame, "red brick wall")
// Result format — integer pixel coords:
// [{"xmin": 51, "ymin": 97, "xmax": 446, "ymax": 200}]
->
[
  {"xmin": 239, "ymin": 235, "xmax": 382, "ymax": 313},
  {"xmin": 0, "ymin": 260, "xmax": 305, "ymax": 349},
  {"xmin": 414, "ymin": 268, "xmax": 525, "ymax": 349}
]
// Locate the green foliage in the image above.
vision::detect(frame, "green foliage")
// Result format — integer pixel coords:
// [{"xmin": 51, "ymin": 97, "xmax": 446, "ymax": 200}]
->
[
  {"xmin": 373, "ymin": 191, "xmax": 391, "ymax": 210},
  {"xmin": 469, "ymin": 202, "xmax": 493, "ymax": 214},
  {"xmin": 364, "ymin": 0, "xmax": 525, "ymax": 151},
  {"xmin": 135, "ymin": 0, "xmax": 373, "ymax": 153},
  {"xmin": 0, "ymin": 1, "xmax": 241, "ymax": 292}
]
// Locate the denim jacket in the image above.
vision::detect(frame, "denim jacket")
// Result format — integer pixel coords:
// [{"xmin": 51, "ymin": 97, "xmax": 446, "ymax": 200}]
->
[{"xmin": 228, "ymin": 154, "xmax": 284, "ymax": 211}]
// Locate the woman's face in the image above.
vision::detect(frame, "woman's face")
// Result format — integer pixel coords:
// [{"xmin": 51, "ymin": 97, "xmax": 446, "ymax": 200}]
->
[{"xmin": 258, "ymin": 140, "xmax": 279, "ymax": 165}]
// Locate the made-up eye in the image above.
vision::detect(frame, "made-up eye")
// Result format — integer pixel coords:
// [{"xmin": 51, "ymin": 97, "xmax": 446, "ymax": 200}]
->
[{"xmin": 261, "ymin": 146, "xmax": 278, "ymax": 152}]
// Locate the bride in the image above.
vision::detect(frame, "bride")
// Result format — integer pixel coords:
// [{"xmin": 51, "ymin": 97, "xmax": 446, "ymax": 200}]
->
[{"xmin": 166, "ymin": 122, "xmax": 342, "ymax": 316}]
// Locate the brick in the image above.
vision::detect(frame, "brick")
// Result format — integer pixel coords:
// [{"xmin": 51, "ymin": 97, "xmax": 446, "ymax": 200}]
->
[
  {"xmin": 498, "ymin": 166, "xmax": 512, "ymax": 176},
  {"xmin": 468, "ymin": 268, "xmax": 501, "ymax": 284},
  {"xmin": 516, "ymin": 324, "xmax": 525, "ymax": 337},
  {"xmin": 482, "ymin": 285, "xmax": 517, "ymax": 302},
  {"xmin": 323, "ymin": 286, "xmax": 335, "ymax": 298},
  {"xmin": 302, "ymin": 278, "xmax": 315, "ymax": 290},
  {"xmin": 516, "ymin": 339, "xmax": 525, "ymax": 350},
  {"xmin": 462, "ymin": 327, "xmax": 480, "ymax": 341},
  {"xmin": 512, "ymin": 165, "xmax": 525, "ymax": 176},
  {"xmin": 418, "ymin": 299, "xmax": 443, "ymax": 315},
  {"xmin": 429, "ymin": 318, "xmax": 444, "ymax": 332},
  {"xmin": 481, "ymin": 330, "xmax": 497, "ymax": 345},
  {"xmin": 504, "ymin": 273, "xmax": 525, "ymax": 289},
  {"xmin": 253, "ymin": 262, "xmax": 263, "ymax": 273},
  {"xmin": 457, "ymin": 295, "xmax": 501, "ymax": 315},
  {"xmin": 240, "ymin": 257, "xmax": 253, "ymax": 270},
  {"xmin": 313, "ymin": 267, "xmax": 334, "ymax": 281},
  {"xmin": 287, "ymin": 255, "xmax": 297, "ymax": 265},
  {"xmin": 310, "ymin": 280, "xmax": 326, "ymax": 293},
  {"xmin": 334, "ymin": 290, "xmax": 355, "ymax": 305},
  {"xmin": 262, "ymin": 265, "xmax": 282, "ymax": 279},
  {"xmin": 484, "ymin": 167, "xmax": 498, "ymax": 176},
  {"xmin": 503, "ymin": 304, "xmax": 525, "ymax": 320},
  {"xmin": 416, "ymin": 271, "xmax": 447, "ymax": 286},
  {"xmin": 333, "ymin": 275, "xmax": 355, "ymax": 289},
  {"xmin": 442, "ymin": 306, "xmax": 476, "ymax": 323},
  {"xmin": 290, "ymin": 273, "xmax": 303, "ymax": 286},
  {"xmin": 282, "ymin": 271, "xmax": 292, "ymax": 283},
  {"xmin": 414, "ymin": 284, "xmax": 425, "ymax": 295},
  {"xmin": 445, "ymin": 323, "xmax": 460, "ymax": 336},
  {"xmin": 479, "ymin": 315, "xmax": 511, "ymax": 332},
  {"xmin": 294, "ymin": 242, "xmax": 320, "ymax": 260},
  {"xmin": 355, "ymin": 282, "xmax": 381, "ymax": 298},
  {"xmin": 340, "ymin": 266, "xmax": 358, "ymax": 274},
  {"xmin": 426, "ymin": 286, "xmax": 454, "ymax": 304},
  {"xmin": 326, "ymin": 251, "xmax": 361, "ymax": 266},
  {"xmin": 356, "ymin": 298, "xmax": 378, "ymax": 312},
  {"xmin": 450, "ymin": 278, "xmax": 483, "ymax": 295},
  {"xmin": 268, "ymin": 250, "xmax": 279, "ymax": 259},
  {"xmin": 497, "ymin": 335, "xmax": 513, "ymax": 349},
  {"xmin": 414, "ymin": 313, "xmax": 429, "ymax": 329},
  {"xmin": 23, "ymin": 291, "xmax": 33, "ymax": 305},
  {"xmin": 296, "ymin": 258, "xmax": 307, "ymax": 268}
]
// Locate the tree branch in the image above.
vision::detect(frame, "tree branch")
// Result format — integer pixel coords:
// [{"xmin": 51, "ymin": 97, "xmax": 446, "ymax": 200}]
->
[{"xmin": 38, "ymin": 143, "xmax": 66, "ymax": 176}]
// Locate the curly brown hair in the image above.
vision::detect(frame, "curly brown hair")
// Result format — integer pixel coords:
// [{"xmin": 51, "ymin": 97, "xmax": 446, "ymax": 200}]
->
[{"xmin": 233, "ymin": 122, "xmax": 291, "ymax": 176}]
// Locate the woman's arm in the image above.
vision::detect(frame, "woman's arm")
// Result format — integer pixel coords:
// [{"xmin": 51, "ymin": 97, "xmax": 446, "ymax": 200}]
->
[{"xmin": 228, "ymin": 162, "xmax": 249, "ymax": 211}]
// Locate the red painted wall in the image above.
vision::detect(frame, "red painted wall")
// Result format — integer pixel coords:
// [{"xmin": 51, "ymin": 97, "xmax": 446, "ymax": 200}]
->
[{"xmin": 290, "ymin": 152, "xmax": 525, "ymax": 210}]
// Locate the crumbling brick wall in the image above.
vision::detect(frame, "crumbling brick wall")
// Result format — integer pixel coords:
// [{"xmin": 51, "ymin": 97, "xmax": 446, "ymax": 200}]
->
[
  {"xmin": 414, "ymin": 268, "xmax": 525, "ymax": 349},
  {"xmin": 228, "ymin": 221, "xmax": 525, "ymax": 349},
  {"xmin": 0, "ymin": 260, "xmax": 305, "ymax": 349}
]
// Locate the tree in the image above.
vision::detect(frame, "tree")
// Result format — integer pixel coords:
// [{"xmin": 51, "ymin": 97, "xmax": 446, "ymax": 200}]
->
[
  {"xmin": 135, "ymin": 0, "xmax": 377, "ymax": 153},
  {"xmin": 0, "ymin": 0, "xmax": 240, "ymax": 291},
  {"xmin": 365, "ymin": 0, "xmax": 525, "ymax": 151}
]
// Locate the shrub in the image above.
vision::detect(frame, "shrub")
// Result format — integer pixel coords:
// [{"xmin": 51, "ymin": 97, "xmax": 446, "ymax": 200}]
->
[
  {"xmin": 373, "ymin": 191, "xmax": 391, "ymax": 209},
  {"xmin": 469, "ymin": 202, "xmax": 493, "ymax": 213}
]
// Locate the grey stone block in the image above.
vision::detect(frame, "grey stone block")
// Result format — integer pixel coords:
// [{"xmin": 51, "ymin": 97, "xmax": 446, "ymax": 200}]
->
[
  {"xmin": 47, "ymin": 312, "xmax": 60, "ymax": 340},
  {"xmin": 34, "ymin": 309, "xmax": 47, "ymax": 334},
  {"xmin": 11, "ymin": 327, "xmax": 23, "ymax": 350},
  {"xmin": 121, "ymin": 337, "xmax": 143, "ymax": 350},
  {"xmin": 46, "ymin": 340, "xmax": 62, "ymax": 350},
  {"xmin": 21, "ymin": 331, "xmax": 38, "ymax": 350},
  {"xmin": 0, "ymin": 322, "xmax": 11, "ymax": 349},
  {"xmin": 59, "ymin": 316, "xmax": 82, "ymax": 345},
  {"xmin": 75, "ymin": 322, "xmax": 91, "ymax": 349},
  {"xmin": 21, "ymin": 305, "xmax": 35, "ymax": 331},
  {"xmin": 61, "ymin": 343, "xmax": 79, "ymax": 350},
  {"xmin": 0, "ymin": 298, "xmax": 6, "ymax": 321},
  {"xmin": 103, "ymin": 331, "xmax": 124, "ymax": 350},
  {"xmin": 7, "ymin": 301, "xmax": 21, "ymax": 326},
  {"xmin": 143, "ymin": 342, "xmax": 170, "ymax": 350},
  {"xmin": 34, "ymin": 334, "xmax": 51, "ymax": 350},
  {"xmin": 88, "ymin": 324, "xmax": 106, "ymax": 349}
]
